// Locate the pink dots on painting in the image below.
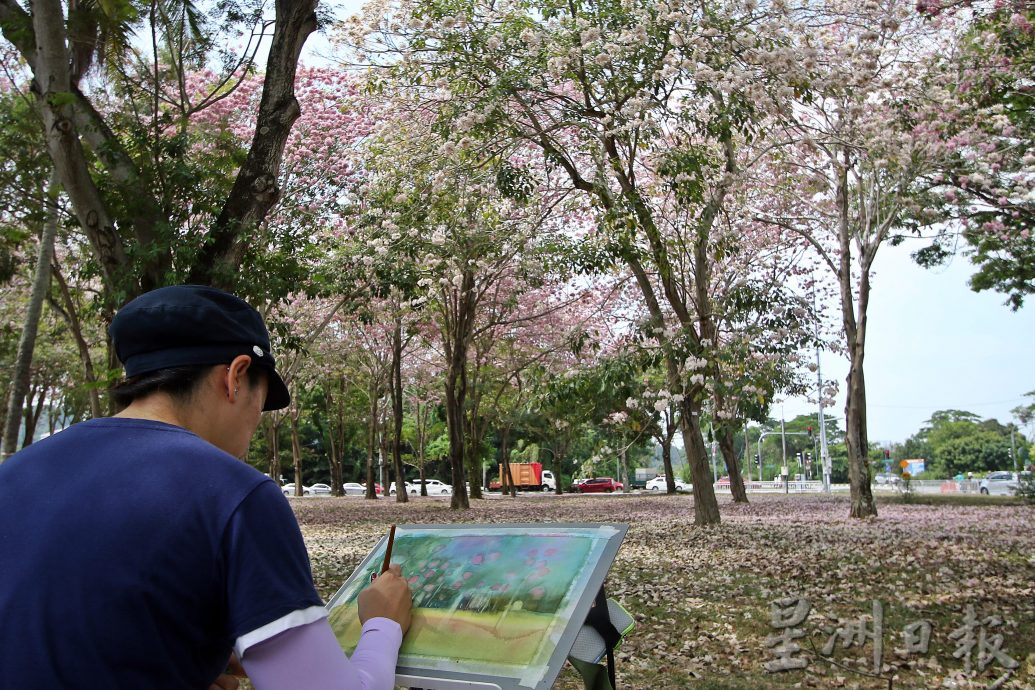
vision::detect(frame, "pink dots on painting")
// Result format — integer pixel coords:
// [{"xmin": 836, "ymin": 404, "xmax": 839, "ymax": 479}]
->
[
  {"xmin": 423, "ymin": 584, "xmax": 436, "ymax": 593},
  {"xmin": 471, "ymin": 554, "xmax": 484, "ymax": 565},
  {"xmin": 407, "ymin": 576, "xmax": 419, "ymax": 585},
  {"xmin": 529, "ymin": 587, "xmax": 546, "ymax": 600},
  {"xmin": 452, "ymin": 581, "xmax": 463, "ymax": 589},
  {"xmin": 463, "ymin": 572, "xmax": 473, "ymax": 580},
  {"xmin": 544, "ymin": 548, "xmax": 557, "ymax": 557},
  {"xmin": 425, "ymin": 570, "xmax": 436, "ymax": 579},
  {"xmin": 490, "ymin": 583, "xmax": 510, "ymax": 593},
  {"xmin": 488, "ymin": 552, "xmax": 501, "ymax": 561},
  {"xmin": 528, "ymin": 549, "xmax": 539, "ymax": 557}
]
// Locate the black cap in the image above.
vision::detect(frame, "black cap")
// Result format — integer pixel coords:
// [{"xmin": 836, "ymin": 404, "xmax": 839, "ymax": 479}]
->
[{"xmin": 109, "ymin": 285, "xmax": 290, "ymax": 411}]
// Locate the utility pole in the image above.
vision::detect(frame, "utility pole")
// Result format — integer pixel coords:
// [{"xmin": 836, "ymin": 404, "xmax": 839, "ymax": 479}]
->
[
  {"xmin": 781, "ymin": 406, "xmax": 788, "ymax": 494},
  {"xmin": 1011, "ymin": 427, "xmax": 1018, "ymax": 472},
  {"xmin": 813, "ymin": 283, "xmax": 832, "ymax": 492}
]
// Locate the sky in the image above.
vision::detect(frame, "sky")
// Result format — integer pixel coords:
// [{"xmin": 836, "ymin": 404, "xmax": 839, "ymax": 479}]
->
[{"xmin": 779, "ymin": 241, "xmax": 1035, "ymax": 445}]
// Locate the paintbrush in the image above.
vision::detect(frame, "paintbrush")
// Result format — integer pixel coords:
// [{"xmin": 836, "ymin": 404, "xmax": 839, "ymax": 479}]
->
[{"xmin": 380, "ymin": 524, "xmax": 397, "ymax": 574}]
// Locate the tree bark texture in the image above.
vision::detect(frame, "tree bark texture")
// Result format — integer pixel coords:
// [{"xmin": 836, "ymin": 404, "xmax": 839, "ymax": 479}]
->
[
  {"xmin": 29, "ymin": 0, "xmax": 128, "ymax": 292},
  {"xmin": 366, "ymin": 390, "xmax": 378, "ymax": 500},
  {"xmin": 835, "ymin": 155, "xmax": 878, "ymax": 519},
  {"xmin": 390, "ymin": 319, "xmax": 408, "ymax": 503},
  {"xmin": 2, "ymin": 178, "xmax": 58, "ymax": 459},
  {"xmin": 21, "ymin": 382, "xmax": 46, "ymax": 448},
  {"xmin": 189, "ymin": 0, "xmax": 318, "ymax": 286},
  {"xmin": 660, "ymin": 426, "xmax": 676, "ymax": 494},
  {"xmin": 326, "ymin": 381, "xmax": 344, "ymax": 497},
  {"xmin": 719, "ymin": 426, "xmax": 748, "ymax": 503},
  {"xmin": 266, "ymin": 413, "xmax": 282, "ymax": 484},
  {"xmin": 442, "ymin": 273, "xmax": 475, "ymax": 510},
  {"xmin": 681, "ymin": 398, "xmax": 722, "ymax": 526},
  {"xmin": 290, "ymin": 397, "xmax": 303, "ymax": 497},
  {"xmin": 48, "ymin": 258, "xmax": 101, "ymax": 418}
]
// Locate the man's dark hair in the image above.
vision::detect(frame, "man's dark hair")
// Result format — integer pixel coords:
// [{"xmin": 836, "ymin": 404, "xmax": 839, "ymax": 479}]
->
[{"xmin": 111, "ymin": 364, "xmax": 265, "ymax": 409}]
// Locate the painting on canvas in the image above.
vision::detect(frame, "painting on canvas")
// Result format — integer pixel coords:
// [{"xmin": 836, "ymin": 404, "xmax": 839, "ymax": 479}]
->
[{"xmin": 326, "ymin": 523, "xmax": 627, "ymax": 690}]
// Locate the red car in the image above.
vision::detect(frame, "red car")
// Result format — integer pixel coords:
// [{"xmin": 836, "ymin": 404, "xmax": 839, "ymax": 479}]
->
[{"xmin": 577, "ymin": 477, "xmax": 624, "ymax": 493}]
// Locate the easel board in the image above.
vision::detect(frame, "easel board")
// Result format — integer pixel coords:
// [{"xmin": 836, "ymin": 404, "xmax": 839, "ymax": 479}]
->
[{"xmin": 325, "ymin": 523, "xmax": 628, "ymax": 690}]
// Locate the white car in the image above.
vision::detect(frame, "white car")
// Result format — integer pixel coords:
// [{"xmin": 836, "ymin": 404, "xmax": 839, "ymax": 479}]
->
[
  {"xmin": 388, "ymin": 482, "xmax": 417, "ymax": 496},
  {"xmin": 342, "ymin": 482, "xmax": 366, "ymax": 496},
  {"xmin": 646, "ymin": 476, "xmax": 691, "ymax": 492},
  {"xmin": 979, "ymin": 471, "xmax": 1030, "ymax": 496},
  {"xmin": 410, "ymin": 479, "xmax": 452, "ymax": 495},
  {"xmin": 282, "ymin": 483, "xmax": 331, "ymax": 497}
]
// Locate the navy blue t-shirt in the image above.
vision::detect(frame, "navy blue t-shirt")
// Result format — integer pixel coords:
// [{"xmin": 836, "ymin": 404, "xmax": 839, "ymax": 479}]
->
[{"xmin": 0, "ymin": 418, "xmax": 324, "ymax": 689}]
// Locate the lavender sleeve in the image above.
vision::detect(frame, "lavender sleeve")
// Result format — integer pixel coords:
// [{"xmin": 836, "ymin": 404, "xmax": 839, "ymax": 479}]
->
[{"xmin": 241, "ymin": 616, "xmax": 402, "ymax": 690}]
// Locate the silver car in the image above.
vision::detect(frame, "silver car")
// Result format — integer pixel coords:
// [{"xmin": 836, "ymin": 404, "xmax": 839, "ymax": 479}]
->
[{"xmin": 979, "ymin": 471, "xmax": 1030, "ymax": 496}]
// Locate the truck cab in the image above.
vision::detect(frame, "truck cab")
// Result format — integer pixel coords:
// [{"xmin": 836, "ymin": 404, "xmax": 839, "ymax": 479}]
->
[{"xmin": 541, "ymin": 470, "xmax": 556, "ymax": 491}]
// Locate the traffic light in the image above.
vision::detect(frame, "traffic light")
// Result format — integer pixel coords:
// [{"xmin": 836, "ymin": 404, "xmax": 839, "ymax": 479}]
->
[{"xmin": 806, "ymin": 425, "xmax": 813, "ymax": 438}]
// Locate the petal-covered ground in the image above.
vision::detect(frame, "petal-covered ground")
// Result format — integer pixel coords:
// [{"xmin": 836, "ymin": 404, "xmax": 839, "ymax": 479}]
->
[{"xmin": 292, "ymin": 493, "xmax": 1035, "ymax": 690}]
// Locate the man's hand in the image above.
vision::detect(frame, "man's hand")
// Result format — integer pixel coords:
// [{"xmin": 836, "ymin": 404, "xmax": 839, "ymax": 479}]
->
[
  {"xmin": 210, "ymin": 653, "xmax": 245, "ymax": 690},
  {"xmin": 358, "ymin": 563, "xmax": 413, "ymax": 634}
]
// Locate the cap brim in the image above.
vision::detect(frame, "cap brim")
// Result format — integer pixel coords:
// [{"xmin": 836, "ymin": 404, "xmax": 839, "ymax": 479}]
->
[{"xmin": 262, "ymin": 368, "xmax": 291, "ymax": 411}]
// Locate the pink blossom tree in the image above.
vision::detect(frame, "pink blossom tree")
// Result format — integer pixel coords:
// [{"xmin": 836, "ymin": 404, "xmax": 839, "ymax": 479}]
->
[{"xmin": 342, "ymin": 0, "xmax": 815, "ymax": 524}]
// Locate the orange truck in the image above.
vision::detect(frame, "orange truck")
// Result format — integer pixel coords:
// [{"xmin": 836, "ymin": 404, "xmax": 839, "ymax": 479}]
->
[{"xmin": 489, "ymin": 462, "xmax": 557, "ymax": 492}]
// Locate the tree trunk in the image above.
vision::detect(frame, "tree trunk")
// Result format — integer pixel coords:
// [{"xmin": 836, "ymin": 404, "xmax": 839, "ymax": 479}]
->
[
  {"xmin": 442, "ymin": 273, "xmax": 474, "ymax": 510},
  {"xmin": 390, "ymin": 318, "xmax": 409, "ymax": 503},
  {"xmin": 499, "ymin": 424, "xmax": 512, "ymax": 496},
  {"xmin": 30, "ymin": 0, "xmax": 129, "ymax": 292},
  {"xmin": 553, "ymin": 439, "xmax": 567, "ymax": 496},
  {"xmin": 2, "ymin": 177, "xmax": 58, "ymax": 460},
  {"xmin": 326, "ymin": 382, "xmax": 343, "ymax": 497},
  {"xmin": 266, "ymin": 414, "xmax": 281, "ymax": 484},
  {"xmin": 290, "ymin": 399, "xmax": 303, "ymax": 497},
  {"xmin": 22, "ymin": 382, "xmax": 46, "ymax": 448},
  {"xmin": 465, "ymin": 412, "xmax": 485, "ymax": 500},
  {"xmin": 835, "ymin": 154, "xmax": 878, "ymax": 519},
  {"xmin": 660, "ymin": 428, "xmax": 676, "ymax": 493},
  {"xmin": 719, "ymin": 425, "xmax": 748, "ymax": 503},
  {"xmin": 379, "ymin": 428, "xmax": 390, "ymax": 494},
  {"xmin": 845, "ymin": 356, "xmax": 876, "ymax": 517},
  {"xmin": 444, "ymin": 362, "xmax": 470, "ymax": 509},
  {"xmin": 365, "ymin": 391, "xmax": 378, "ymax": 500},
  {"xmin": 48, "ymin": 257, "xmax": 101, "ymax": 418},
  {"xmin": 681, "ymin": 398, "xmax": 722, "ymax": 526},
  {"xmin": 189, "ymin": 0, "xmax": 318, "ymax": 286}
]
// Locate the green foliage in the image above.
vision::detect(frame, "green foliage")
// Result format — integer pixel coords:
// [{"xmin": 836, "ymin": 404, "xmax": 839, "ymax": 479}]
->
[
  {"xmin": 900, "ymin": 409, "xmax": 1025, "ymax": 478},
  {"xmin": 916, "ymin": 6, "xmax": 1035, "ymax": 309},
  {"xmin": 1017, "ymin": 473, "xmax": 1035, "ymax": 504}
]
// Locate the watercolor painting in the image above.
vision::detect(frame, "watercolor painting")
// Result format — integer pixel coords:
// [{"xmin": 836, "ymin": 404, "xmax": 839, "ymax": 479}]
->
[{"xmin": 326, "ymin": 524, "xmax": 625, "ymax": 687}]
